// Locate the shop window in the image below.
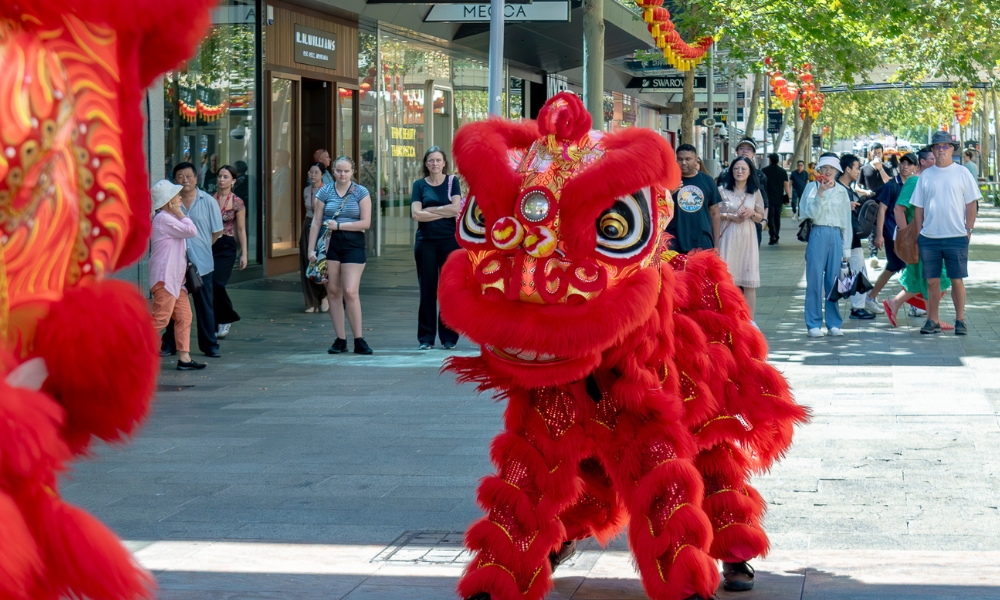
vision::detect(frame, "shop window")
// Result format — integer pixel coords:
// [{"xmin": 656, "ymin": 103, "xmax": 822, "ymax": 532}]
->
[
  {"xmin": 163, "ymin": 0, "xmax": 259, "ymax": 263},
  {"xmin": 268, "ymin": 76, "xmax": 297, "ymax": 256}
]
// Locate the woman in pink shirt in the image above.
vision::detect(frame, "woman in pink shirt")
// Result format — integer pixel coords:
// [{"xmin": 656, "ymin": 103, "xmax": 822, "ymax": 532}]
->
[{"xmin": 149, "ymin": 180, "xmax": 206, "ymax": 370}]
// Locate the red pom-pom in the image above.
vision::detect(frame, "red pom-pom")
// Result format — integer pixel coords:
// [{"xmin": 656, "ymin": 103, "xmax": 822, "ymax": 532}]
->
[
  {"xmin": 536, "ymin": 92, "xmax": 592, "ymax": 143},
  {"xmin": 0, "ymin": 490, "xmax": 43, "ymax": 600},
  {"xmin": 33, "ymin": 280, "xmax": 159, "ymax": 454}
]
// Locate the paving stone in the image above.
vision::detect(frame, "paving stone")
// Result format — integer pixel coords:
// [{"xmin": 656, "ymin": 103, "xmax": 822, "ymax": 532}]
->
[{"xmin": 63, "ymin": 208, "xmax": 1000, "ymax": 598}]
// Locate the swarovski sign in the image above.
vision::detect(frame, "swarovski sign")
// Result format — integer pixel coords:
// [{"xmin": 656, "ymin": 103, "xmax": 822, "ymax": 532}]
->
[{"xmin": 294, "ymin": 24, "xmax": 336, "ymax": 70}]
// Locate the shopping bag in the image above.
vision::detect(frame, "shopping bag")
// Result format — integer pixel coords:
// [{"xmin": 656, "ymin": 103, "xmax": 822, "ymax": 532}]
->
[{"xmin": 827, "ymin": 264, "xmax": 855, "ymax": 302}]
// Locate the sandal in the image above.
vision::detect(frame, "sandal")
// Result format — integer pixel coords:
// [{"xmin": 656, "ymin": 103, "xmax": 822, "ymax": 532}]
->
[
  {"xmin": 883, "ymin": 300, "xmax": 896, "ymax": 327},
  {"xmin": 722, "ymin": 561, "xmax": 755, "ymax": 591}
]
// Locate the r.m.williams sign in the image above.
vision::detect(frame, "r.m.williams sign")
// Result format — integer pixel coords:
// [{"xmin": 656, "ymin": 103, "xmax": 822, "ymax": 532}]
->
[{"xmin": 294, "ymin": 24, "xmax": 336, "ymax": 69}]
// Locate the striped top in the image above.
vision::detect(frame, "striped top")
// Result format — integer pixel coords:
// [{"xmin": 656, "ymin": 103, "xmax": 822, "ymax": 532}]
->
[{"xmin": 316, "ymin": 182, "xmax": 370, "ymax": 224}]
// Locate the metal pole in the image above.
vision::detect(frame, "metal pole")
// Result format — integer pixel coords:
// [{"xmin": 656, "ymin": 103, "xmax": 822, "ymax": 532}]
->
[
  {"xmin": 705, "ymin": 45, "xmax": 714, "ymax": 175},
  {"xmin": 488, "ymin": 0, "xmax": 505, "ymax": 116},
  {"xmin": 727, "ymin": 68, "xmax": 737, "ymax": 163},
  {"xmin": 583, "ymin": 0, "xmax": 605, "ymax": 129}
]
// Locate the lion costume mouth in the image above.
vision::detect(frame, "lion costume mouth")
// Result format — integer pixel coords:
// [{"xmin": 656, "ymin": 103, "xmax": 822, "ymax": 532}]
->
[{"xmin": 484, "ymin": 345, "xmax": 569, "ymax": 365}]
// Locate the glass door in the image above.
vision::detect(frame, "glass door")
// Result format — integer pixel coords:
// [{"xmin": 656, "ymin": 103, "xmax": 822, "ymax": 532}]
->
[{"xmin": 268, "ymin": 74, "xmax": 300, "ymax": 257}]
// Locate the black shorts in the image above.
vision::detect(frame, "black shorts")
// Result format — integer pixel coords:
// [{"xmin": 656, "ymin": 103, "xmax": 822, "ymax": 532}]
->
[
  {"xmin": 884, "ymin": 237, "xmax": 905, "ymax": 272},
  {"xmin": 919, "ymin": 234, "xmax": 969, "ymax": 279},
  {"xmin": 326, "ymin": 230, "xmax": 367, "ymax": 264}
]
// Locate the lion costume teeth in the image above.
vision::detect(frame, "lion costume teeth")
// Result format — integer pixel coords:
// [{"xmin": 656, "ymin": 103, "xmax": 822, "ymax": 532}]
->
[{"xmin": 441, "ymin": 92, "xmax": 809, "ymax": 600}]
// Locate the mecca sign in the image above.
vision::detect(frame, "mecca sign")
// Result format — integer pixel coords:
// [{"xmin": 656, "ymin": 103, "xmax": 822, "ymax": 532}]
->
[
  {"xmin": 424, "ymin": 1, "xmax": 570, "ymax": 22},
  {"xmin": 294, "ymin": 25, "xmax": 336, "ymax": 70}
]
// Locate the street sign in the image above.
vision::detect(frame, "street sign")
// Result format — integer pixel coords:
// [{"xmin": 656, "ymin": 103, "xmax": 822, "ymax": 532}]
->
[
  {"xmin": 626, "ymin": 76, "xmax": 706, "ymax": 91},
  {"xmin": 697, "ymin": 107, "xmax": 743, "ymax": 122},
  {"xmin": 424, "ymin": 1, "xmax": 566, "ymax": 21},
  {"xmin": 767, "ymin": 109, "xmax": 783, "ymax": 134}
]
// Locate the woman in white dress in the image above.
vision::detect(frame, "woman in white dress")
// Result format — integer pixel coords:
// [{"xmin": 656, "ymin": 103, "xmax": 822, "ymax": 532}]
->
[{"xmin": 717, "ymin": 156, "xmax": 765, "ymax": 318}]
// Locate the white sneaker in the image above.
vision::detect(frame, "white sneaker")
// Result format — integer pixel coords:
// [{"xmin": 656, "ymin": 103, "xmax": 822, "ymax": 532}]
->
[
  {"xmin": 908, "ymin": 305, "xmax": 927, "ymax": 317},
  {"xmin": 866, "ymin": 297, "xmax": 885, "ymax": 314},
  {"xmin": 217, "ymin": 323, "xmax": 231, "ymax": 338},
  {"xmin": 828, "ymin": 327, "xmax": 844, "ymax": 336},
  {"xmin": 807, "ymin": 327, "xmax": 825, "ymax": 337},
  {"xmin": 870, "ymin": 257, "xmax": 880, "ymax": 270},
  {"xmin": 792, "ymin": 213, "xmax": 799, "ymax": 221}
]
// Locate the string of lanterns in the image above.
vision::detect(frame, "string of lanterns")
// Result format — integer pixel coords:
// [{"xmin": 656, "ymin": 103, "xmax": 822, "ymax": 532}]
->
[
  {"xmin": 178, "ymin": 99, "xmax": 228, "ymax": 123},
  {"xmin": 797, "ymin": 64, "xmax": 824, "ymax": 120},
  {"xmin": 765, "ymin": 59, "xmax": 825, "ymax": 119},
  {"xmin": 952, "ymin": 91, "xmax": 975, "ymax": 127},
  {"xmin": 635, "ymin": 0, "xmax": 715, "ymax": 72}
]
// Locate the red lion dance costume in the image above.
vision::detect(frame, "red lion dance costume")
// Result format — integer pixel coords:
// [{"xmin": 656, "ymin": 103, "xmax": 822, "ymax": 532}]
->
[
  {"xmin": 0, "ymin": 1, "xmax": 213, "ymax": 598},
  {"xmin": 441, "ymin": 93, "xmax": 809, "ymax": 600}
]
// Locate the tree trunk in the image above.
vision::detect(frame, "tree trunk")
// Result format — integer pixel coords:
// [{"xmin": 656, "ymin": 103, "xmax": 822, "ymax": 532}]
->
[
  {"xmin": 743, "ymin": 72, "xmax": 764, "ymax": 140},
  {"xmin": 582, "ymin": 0, "xmax": 605, "ymax": 129},
  {"xmin": 828, "ymin": 120, "xmax": 836, "ymax": 152},
  {"xmin": 681, "ymin": 69, "xmax": 695, "ymax": 145},
  {"xmin": 794, "ymin": 114, "xmax": 814, "ymax": 165}
]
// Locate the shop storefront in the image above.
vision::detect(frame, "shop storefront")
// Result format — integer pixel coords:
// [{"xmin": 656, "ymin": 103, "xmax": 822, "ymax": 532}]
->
[
  {"xmin": 161, "ymin": 0, "xmax": 262, "ymax": 271},
  {"xmin": 263, "ymin": 2, "xmax": 359, "ymax": 275},
  {"xmin": 363, "ymin": 25, "xmax": 493, "ymax": 253}
]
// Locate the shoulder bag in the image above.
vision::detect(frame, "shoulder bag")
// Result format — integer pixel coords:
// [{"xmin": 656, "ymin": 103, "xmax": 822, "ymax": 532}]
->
[
  {"xmin": 796, "ymin": 218, "xmax": 813, "ymax": 242},
  {"xmin": 894, "ymin": 222, "xmax": 920, "ymax": 265},
  {"xmin": 184, "ymin": 252, "xmax": 204, "ymax": 295},
  {"xmin": 306, "ymin": 184, "xmax": 352, "ymax": 284}
]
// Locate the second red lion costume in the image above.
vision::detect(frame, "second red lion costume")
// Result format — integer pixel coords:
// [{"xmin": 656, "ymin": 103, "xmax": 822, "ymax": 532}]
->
[{"xmin": 440, "ymin": 93, "xmax": 809, "ymax": 600}]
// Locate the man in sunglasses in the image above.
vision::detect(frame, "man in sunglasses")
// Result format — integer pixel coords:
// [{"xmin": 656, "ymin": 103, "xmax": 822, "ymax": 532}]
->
[{"xmin": 909, "ymin": 130, "xmax": 981, "ymax": 335}]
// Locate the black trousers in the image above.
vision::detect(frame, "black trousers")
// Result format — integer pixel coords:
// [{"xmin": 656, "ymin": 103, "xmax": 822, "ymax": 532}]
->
[
  {"xmin": 415, "ymin": 237, "xmax": 461, "ymax": 345},
  {"xmin": 767, "ymin": 201, "xmax": 782, "ymax": 242},
  {"xmin": 299, "ymin": 217, "xmax": 326, "ymax": 308},
  {"xmin": 213, "ymin": 235, "xmax": 241, "ymax": 325},
  {"xmin": 163, "ymin": 270, "xmax": 218, "ymax": 355}
]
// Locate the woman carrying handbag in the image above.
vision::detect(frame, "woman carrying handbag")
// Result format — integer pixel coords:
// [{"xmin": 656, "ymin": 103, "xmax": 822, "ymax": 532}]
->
[{"xmin": 307, "ymin": 156, "xmax": 374, "ymax": 355}]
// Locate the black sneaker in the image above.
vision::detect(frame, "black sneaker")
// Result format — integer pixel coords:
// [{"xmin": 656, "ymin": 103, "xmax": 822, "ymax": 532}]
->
[
  {"xmin": 418, "ymin": 342, "xmax": 432, "ymax": 350},
  {"xmin": 920, "ymin": 319, "xmax": 942, "ymax": 334},
  {"xmin": 850, "ymin": 309, "xmax": 876, "ymax": 320},
  {"xmin": 177, "ymin": 360, "xmax": 207, "ymax": 370},
  {"xmin": 328, "ymin": 338, "xmax": 348, "ymax": 354},
  {"xmin": 354, "ymin": 337, "xmax": 373, "ymax": 355},
  {"xmin": 442, "ymin": 342, "xmax": 456, "ymax": 350},
  {"xmin": 955, "ymin": 320, "xmax": 968, "ymax": 336}
]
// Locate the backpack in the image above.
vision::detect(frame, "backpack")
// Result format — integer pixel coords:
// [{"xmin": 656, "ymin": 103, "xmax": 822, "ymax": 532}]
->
[{"xmin": 853, "ymin": 199, "xmax": 878, "ymax": 238}]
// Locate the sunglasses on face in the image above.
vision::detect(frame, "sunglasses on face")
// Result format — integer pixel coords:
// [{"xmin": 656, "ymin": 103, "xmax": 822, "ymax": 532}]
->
[{"xmin": 933, "ymin": 144, "xmax": 953, "ymax": 151}]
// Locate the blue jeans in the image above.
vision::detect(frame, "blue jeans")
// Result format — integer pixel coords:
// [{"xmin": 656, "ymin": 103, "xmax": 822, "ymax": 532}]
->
[{"xmin": 805, "ymin": 225, "xmax": 844, "ymax": 330}]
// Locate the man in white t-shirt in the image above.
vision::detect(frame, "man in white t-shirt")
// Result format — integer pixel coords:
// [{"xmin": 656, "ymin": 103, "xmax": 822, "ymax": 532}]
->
[{"xmin": 910, "ymin": 130, "xmax": 980, "ymax": 335}]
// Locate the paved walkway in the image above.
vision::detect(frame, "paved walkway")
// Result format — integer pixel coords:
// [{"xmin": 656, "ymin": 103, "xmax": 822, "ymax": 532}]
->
[{"xmin": 64, "ymin": 207, "xmax": 1000, "ymax": 599}]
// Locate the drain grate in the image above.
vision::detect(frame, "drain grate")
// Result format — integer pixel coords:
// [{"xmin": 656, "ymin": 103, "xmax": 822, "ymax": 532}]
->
[{"xmin": 372, "ymin": 530, "xmax": 471, "ymax": 564}]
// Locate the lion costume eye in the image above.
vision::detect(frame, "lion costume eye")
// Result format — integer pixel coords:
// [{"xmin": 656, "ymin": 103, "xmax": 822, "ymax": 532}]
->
[
  {"xmin": 595, "ymin": 190, "xmax": 651, "ymax": 258},
  {"xmin": 460, "ymin": 196, "xmax": 487, "ymax": 243}
]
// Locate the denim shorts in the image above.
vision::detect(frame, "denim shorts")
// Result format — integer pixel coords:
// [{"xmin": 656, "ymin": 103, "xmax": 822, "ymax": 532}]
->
[{"xmin": 919, "ymin": 234, "xmax": 968, "ymax": 279}]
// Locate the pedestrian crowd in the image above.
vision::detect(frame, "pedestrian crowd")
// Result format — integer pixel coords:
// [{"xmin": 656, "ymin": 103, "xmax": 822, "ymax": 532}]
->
[
  {"xmin": 150, "ymin": 131, "xmax": 980, "ymax": 363},
  {"xmin": 666, "ymin": 132, "xmax": 980, "ymax": 337}
]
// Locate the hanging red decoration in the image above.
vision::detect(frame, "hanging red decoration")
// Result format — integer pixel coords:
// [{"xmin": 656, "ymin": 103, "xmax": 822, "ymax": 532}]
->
[{"xmin": 634, "ymin": 0, "xmax": 715, "ymax": 71}]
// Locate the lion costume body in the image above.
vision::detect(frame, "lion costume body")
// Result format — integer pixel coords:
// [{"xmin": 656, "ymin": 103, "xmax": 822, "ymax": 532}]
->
[
  {"xmin": 440, "ymin": 93, "xmax": 808, "ymax": 600},
  {"xmin": 0, "ymin": 1, "xmax": 213, "ymax": 598}
]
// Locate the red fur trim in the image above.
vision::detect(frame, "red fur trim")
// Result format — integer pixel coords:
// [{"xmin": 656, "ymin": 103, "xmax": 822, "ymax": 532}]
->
[
  {"xmin": 0, "ymin": 385, "xmax": 69, "ymax": 482},
  {"xmin": 33, "ymin": 280, "xmax": 159, "ymax": 454},
  {"xmin": 664, "ymin": 544, "xmax": 720, "ymax": 600},
  {"xmin": 560, "ymin": 129, "xmax": 679, "ymax": 256},
  {"xmin": 0, "ymin": 490, "xmax": 42, "ymax": 600},
  {"xmin": 458, "ymin": 561, "xmax": 549, "ymax": 600},
  {"xmin": 453, "ymin": 118, "xmax": 540, "ymax": 224},
  {"xmin": 37, "ymin": 496, "xmax": 155, "ymax": 599},
  {"xmin": 709, "ymin": 523, "xmax": 769, "ymax": 563}
]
